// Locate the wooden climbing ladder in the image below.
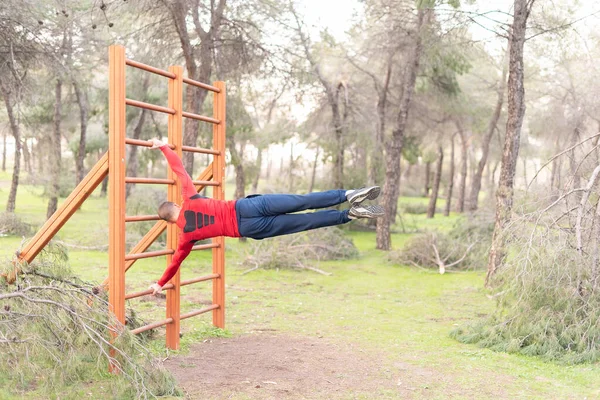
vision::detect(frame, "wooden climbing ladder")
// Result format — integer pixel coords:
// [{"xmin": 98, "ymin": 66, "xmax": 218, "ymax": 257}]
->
[{"xmin": 14, "ymin": 44, "xmax": 227, "ymax": 351}]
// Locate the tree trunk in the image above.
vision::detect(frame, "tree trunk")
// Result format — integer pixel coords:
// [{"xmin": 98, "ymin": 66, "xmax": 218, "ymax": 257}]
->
[
  {"xmin": 47, "ymin": 79, "xmax": 63, "ymax": 219},
  {"xmin": 456, "ymin": 126, "xmax": 468, "ymax": 213},
  {"xmin": 486, "ymin": 0, "xmax": 532, "ymax": 286},
  {"xmin": 73, "ymin": 79, "xmax": 88, "ymax": 185},
  {"xmin": 252, "ymin": 149, "xmax": 262, "ymax": 194},
  {"xmin": 370, "ymin": 59, "xmax": 392, "ymax": 186},
  {"xmin": 391, "ymin": 165, "xmax": 401, "ymax": 224},
  {"xmin": 2, "ymin": 86, "xmax": 21, "ymax": 212},
  {"xmin": 376, "ymin": 7, "xmax": 426, "ymax": 250},
  {"xmin": 405, "ymin": 163, "xmax": 412, "ymax": 180},
  {"xmin": 2, "ymin": 128, "xmax": 6, "ymax": 172},
  {"xmin": 28, "ymin": 138, "xmax": 35, "ymax": 174},
  {"xmin": 467, "ymin": 61, "xmax": 507, "ymax": 211},
  {"xmin": 294, "ymin": 8, "xmax": 345, "ymax": 188},
  {"xmin": 427, "ymin": 146, "xmax": 444, "ymax": 218},
  {"xmin": 423, "ymin": 161, "xmax": 431, "ymax": 197},
  {"xmin": 569, "ymin": 125, "xmax": 582, "ymax": 199},
  {"xmin": 22, "ymin": 138, "xmax": 31, "ymax": 175},
  {"xmin": 328, "ymin": 82, "xmax": 347, "ymax": 188},
  {"xmin": 265, "ymin": 152, "xmax": 271, "ymax": 180},
  {"xmin": 101, "ymin": 177, "xmax": 108, "ymax": 196},
  {"xmin": 234, "ymin": 161, "xmax": 245, "ymax": 200},
  {"xmin": 444, "ymin": 134, "xmax": 456, "ymax": 217},
  {"xmin": 309, "ymin": 146, "xmax": 319, "ymax": 193},
  {"xmin": 228, "ymin": 141, "xmax": 246, "ymax": 200}
]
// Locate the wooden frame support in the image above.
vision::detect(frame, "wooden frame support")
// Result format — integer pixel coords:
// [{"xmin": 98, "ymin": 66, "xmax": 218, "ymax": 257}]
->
[
  {"xmin": 16, "ymin": 153, "xmax": 108, "ymax": 264},
  {"xmin": 108, "ymin": 45, "xmax": 127, "ymax": 372},
  {"xmin": 212, "ymin": 81, "xmax": 226, "ymax": 329},
  {"xmin": 165, "ymin": 65, "xmax": 183, "ymax": 349}
]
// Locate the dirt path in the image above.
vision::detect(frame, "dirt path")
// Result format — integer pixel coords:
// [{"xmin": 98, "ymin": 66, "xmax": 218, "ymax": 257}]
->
[{"xmin": 164, "ymin": 333, "xmax": 511, "ymax": 399}]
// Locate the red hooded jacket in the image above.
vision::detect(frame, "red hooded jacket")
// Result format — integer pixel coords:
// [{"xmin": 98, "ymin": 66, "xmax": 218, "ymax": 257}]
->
[{"xmin": 157, "ymin": 145, "xmax": 240, "ymax": 286}]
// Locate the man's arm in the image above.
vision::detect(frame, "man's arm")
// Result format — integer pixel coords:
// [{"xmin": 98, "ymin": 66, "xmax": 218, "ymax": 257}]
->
[
  {"xmin": 149, "ymin": 138, "xmax": 196, "ymax": 199},
  {"xmin": 155, "ymin": 240, "xmax": 194, "ymax": 289}
]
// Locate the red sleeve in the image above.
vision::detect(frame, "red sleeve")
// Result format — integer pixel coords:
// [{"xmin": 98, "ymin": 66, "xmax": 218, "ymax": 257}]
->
[
  {"xmin": 157, "ymin": 240, "xmax": 193, "ymax": 287},
  {"xmin": 159, "ymin": 144, "xmax": 196, "ymax": 199}
]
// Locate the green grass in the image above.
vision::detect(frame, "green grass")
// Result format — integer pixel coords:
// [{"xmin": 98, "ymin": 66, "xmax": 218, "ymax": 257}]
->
[{"xmin": 1, "ymin": 180, "xmax": 600, "ymax": 399}]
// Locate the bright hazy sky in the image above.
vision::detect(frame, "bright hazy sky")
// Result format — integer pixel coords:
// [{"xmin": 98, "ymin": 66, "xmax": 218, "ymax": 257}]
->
[{"xmin": 297, "ymin": 0, "xmax": 600, "ymax": 53}]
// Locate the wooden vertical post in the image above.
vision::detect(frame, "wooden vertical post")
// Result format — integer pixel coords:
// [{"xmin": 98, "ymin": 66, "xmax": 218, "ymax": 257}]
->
[
  {"xmin": 166, "ymin": 65, "xmax": 183, "ymax": 349},
  {"xmin": 212, "ymin": 81, "xmax": 226, "ymax": 329},
  {"xmin": 108, "ymin": 45, "xmax": 126, "ymax": 369}
]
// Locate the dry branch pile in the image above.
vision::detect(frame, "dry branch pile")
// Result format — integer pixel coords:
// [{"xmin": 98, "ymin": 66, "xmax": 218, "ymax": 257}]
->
[
  {"xmin": 453, "ymin": 150, "xmax": 600, "ymax": 363},
  {"xmin": 240, "ymin": 227, "xmax": 359, "ymax": 275},
  {"xmin": 388, "ymin": 212, "xmax": 494, "ymax": 273},
  {"xmin": 0, "ymin": 245, "xmax": 178, "ymax": 398},
  {"xmin": 0, "ymin": 212, "xmax": 32, "ymax": 237}
]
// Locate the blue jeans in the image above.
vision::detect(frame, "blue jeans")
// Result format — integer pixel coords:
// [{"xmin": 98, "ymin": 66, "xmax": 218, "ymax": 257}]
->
[{"xmin": 235, "ymin": 190, "xmax": 351, "ymax": 239}]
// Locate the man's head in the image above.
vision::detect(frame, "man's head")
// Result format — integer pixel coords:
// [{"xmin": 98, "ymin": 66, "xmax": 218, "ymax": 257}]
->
[{"xmin": 157, "ymin": 201, "xmax": 181, "ymax": 223}]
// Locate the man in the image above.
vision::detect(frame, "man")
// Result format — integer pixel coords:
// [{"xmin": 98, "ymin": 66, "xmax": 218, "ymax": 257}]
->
[{"xmin": 148, "ymin": 138, "xmax": 384, "ymax": 295}]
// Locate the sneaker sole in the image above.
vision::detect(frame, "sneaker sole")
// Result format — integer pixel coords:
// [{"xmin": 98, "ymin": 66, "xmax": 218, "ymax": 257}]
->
[
  {"xmin": 349, "ymin": 206, "xmax": 385, "ymax": 218},
  {"xmin": 349, "ymin": 186, "xmax": 381, "ymax": 205}
]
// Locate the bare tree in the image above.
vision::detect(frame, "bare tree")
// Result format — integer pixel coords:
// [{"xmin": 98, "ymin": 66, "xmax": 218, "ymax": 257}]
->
[
  {"xmin": 347, "ymin": 53, "xmax": 395, "ymax": 186},
  {"xmin": 486, "ymin": 0, "xmax": 535, "ymax": 285},
  {"xmin": 47, "ymin": 76, "xmax": 63, "ymax": 219},
  {"xmin": 455, "ymin": 121, "xmax": 469, "ymax": 213},
  {"xmin": 376, "ymin": 6, "xmax": 429, "ymax": 250},
  {"xmin": 160, "ymin": 0, "xmax": 227, "ymax": 173},
  {"xmin": 0, "ymin": 11, "xmax": 40, "ymax": 212},
  {"xmin": 1, "ymin": 83, "xmax": 22, "ymax": 213},
  {"xmin": 2, "ymin": 129, "xmax": 6, "ymax": 172},
  {"xmin": 292, "ymin": 8, "xmax": 348, "ymax": 188}
]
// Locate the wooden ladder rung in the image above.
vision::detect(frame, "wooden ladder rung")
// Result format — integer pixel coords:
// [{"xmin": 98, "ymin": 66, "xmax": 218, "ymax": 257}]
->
[
  {"xmin": 125, "ymin": 177, "xmax": 175, "ymax": 185},
  {"xmin": 125, "ymin": 249, "xmax": 174, "ymax": 261},
  {"xmin": 130, "ymin": 317, "xmax": 174, "ymax": 335},
  {"xmin": 125, "ymin": 59, "xmax": 176, "ymax": 79},
  {"xmin": 180, "ymin": 305, "xmax": 219, "ymax": 320},
  {"xmin": 182, "ymin": 77, "xmax": 220, "ymax": 93},
  {"xmin": 125, "ymin": 215, "xmax": 160, "ymax": 222},
  {"xmin": 124, "ymin": 274, "xmax": 220, "ymax": 300},
  {"xmin": 125, "ymin": 138, "xmax": 175, "ymax": 149},
  {"xmin": 192, "ymin": 180, "xmax": 220, "ymax": 186},
  {"xmin": 126, "ymin": 98, "xmax": 175, "ymax": 115},
  {"xmin": 181, "ymin": 145, "xmax": 220, "ymax": 155},
  {"xmin": 182, "ymin": 111, "xmax": 220, "ymax": 124}
]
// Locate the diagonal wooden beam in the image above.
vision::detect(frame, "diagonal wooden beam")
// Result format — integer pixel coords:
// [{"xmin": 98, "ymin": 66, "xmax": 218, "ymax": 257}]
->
[
  {"xmin": 19, "ymin": 152, "xmax": 109, "ymax": 264},
  {"xmin": 101, "ymin": 162, "xmax": 214, "ymax": 287}
]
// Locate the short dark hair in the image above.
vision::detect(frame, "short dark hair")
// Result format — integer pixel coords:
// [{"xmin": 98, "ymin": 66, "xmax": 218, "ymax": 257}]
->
[{"xmin": 158, "ymin": 201, "xmax": 178, "ymax": 221}]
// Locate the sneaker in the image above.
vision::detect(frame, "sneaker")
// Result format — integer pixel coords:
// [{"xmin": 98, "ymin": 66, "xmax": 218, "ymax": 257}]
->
[
  {"xmin": 348, "ymin": 205, "xmax": 385, "ymax": 219},
  {"xmin": 346, "ymin": 186, "xmax": 381, "ymax": 205}
]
